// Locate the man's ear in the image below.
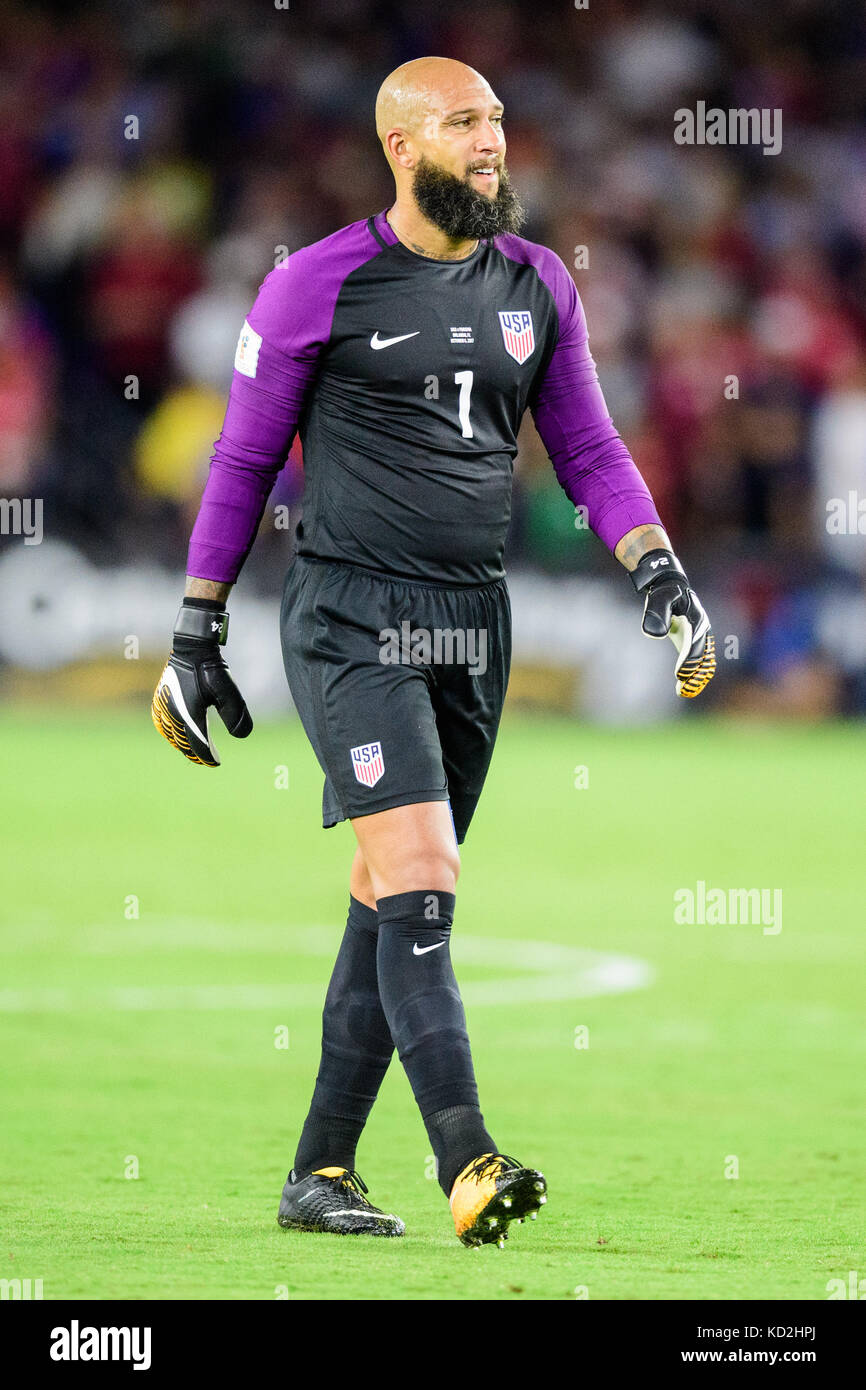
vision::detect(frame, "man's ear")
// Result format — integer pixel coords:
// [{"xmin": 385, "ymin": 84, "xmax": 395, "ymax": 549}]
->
[{"xmin": 386, "ymin": 129, "xmax": 414, "ymax": 171}]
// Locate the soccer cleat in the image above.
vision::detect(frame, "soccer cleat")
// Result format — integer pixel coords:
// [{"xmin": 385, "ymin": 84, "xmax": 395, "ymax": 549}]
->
[
  {"xmin": 449, "ymin": 1152, "xmax": 547, "ymax": 1248},
  {"xmin": 277, "ymin": 1166, "xmax": 405, "ymax": 1237}
]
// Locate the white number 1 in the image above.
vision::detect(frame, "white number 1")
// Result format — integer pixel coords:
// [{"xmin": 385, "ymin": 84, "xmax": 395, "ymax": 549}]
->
[{"xmin": 454, "ymin": 370, "xmax": 474, "ymax": 438}]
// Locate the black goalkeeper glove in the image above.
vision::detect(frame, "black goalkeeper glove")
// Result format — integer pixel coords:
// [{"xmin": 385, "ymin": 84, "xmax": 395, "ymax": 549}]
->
[
  {"xmin": 630, "ymin": 549, "xmax": 716, "ymax": 698},
  {"xmin": 151, "ymin": 598, "xmax": 253, "ymax": 766}
]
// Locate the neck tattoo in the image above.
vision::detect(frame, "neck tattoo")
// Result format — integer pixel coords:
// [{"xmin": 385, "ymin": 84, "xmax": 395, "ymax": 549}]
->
[
  {"xmin": 409, "ymin": 237, "xmax": 475, "ymax": 260},
  {"xmin": 387, "ymin": 212, "xmax": 476, "ymax": 262}
]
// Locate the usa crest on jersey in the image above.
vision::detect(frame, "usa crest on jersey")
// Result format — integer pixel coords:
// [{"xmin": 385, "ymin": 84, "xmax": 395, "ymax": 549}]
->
[
  {"xmin": 497, "ymin": 310, "xmax": 535, "ymax": 365},
  {"xmin": 350, "ymin": 741, "xmax": 384, "ymax": 788}
]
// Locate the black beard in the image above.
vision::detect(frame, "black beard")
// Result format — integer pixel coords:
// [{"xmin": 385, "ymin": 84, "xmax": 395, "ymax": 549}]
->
[{"xmin": 410, "ymin": 156, "xmax": 525, "ymax": 241}]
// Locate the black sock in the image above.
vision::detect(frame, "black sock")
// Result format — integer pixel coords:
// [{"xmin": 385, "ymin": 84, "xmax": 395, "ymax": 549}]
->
[
  {"xmin": 293, "ymin": 896, "xmax": 394, "ymax": 1177},
  {"xmin": 375, "ymin": 890, "xmax": 497, "ymax": 1195}
]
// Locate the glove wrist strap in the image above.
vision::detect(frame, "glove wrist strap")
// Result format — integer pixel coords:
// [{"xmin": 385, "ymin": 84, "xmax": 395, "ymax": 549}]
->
[
  {"xmin": 629, "ymin": 549, "xmax": 688, "ymax": 595},
  {"xmin": 174, "ymin": 603, "xmax": 229, "ymax": 645}
]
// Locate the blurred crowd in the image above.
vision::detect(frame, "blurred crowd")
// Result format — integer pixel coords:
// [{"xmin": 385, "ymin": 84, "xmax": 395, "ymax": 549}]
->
[{"xmin": 2, "ymin": 0, "xmax": 866, "ymax": 713}]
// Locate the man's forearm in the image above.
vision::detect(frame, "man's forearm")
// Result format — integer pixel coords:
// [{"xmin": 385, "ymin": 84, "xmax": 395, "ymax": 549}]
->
[
  {"xmin": 185, "ymin": 577, "xmax": 233, "ymax": 603},
  {"xmin": 614, "ymin": 523, "xmax": 673, "ymax": 572}
]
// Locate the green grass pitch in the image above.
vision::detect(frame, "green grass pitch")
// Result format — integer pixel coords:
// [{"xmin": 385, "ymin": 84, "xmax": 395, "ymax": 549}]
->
[{"xmin": 1, "ymin": 707, "xmax": 864, "ymax": 1300}]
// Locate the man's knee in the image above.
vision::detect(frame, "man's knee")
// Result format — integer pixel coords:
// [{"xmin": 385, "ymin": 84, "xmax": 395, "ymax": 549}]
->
[
  {"xmin": 352, "ymin": 801, "xmax": 461, "ymax": 900},
  {"xmin": 367, "ymin": 851, "xmax": 459, "ymax": 902},
  {"xmin": 389, "ymin": 846, "xmax": 460, "ymax": 896}
]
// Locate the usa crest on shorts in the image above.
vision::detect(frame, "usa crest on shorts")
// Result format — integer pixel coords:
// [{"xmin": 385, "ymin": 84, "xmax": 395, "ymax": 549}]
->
[
  {"xmin": 350, "ymin": 741, "xmax": 384, "ymax": 787},
  {"xmin": 497, "ymin": 310, "xmax": 535, "ymax": 365}
]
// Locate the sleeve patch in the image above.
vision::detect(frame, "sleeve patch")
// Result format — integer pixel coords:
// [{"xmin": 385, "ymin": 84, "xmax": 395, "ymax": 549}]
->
[{"xmin": 234, "ymin": 320, "xmax": 263, "ymax": 378}]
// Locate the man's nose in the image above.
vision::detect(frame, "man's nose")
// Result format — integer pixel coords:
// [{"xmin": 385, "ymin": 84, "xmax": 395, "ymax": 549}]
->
[{"xmin": 476, "ymin": 121, "xmax": 504, "ymax": 152}]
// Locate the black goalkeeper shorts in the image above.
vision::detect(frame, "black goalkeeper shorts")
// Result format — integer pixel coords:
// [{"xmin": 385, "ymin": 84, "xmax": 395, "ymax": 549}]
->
[{"xmin": 280, "ymin": 556, "xmax": 511, "ymax": 845}]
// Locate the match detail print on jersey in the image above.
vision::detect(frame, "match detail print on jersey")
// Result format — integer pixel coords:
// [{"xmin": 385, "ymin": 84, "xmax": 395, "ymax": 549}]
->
[
  {"xmin": 351, "ymin": 741, "xmax": 385, "ymax": 788},
  {"xmin": 497, "ymin": 310, "xmax": 535, "ymax": 364}
]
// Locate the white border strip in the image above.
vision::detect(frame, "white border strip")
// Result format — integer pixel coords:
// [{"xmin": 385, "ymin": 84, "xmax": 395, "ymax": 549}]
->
[{"xmin": 0, "ymin": 924, "xmax": 654, "ymax": 1012}]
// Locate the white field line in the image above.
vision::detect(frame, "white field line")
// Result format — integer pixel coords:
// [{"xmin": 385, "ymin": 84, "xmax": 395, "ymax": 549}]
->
[{"xmin": 0, "ymin": 919, "xmax": 655, "ymax": 1012}]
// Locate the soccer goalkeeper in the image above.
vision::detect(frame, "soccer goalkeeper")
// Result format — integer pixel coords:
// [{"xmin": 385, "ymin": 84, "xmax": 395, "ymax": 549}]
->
[{"xmin": 152, "ymin": 56, "xmax": 715, "ymax": 1248}]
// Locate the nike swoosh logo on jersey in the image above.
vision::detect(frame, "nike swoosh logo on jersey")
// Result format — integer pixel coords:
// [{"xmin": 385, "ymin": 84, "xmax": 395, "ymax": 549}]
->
[
  {"xmin": 370, "ymin": 331, "xmax": 420, "ymax": 350},
  {"xmin": 413, "ymin": 940, "xmax": 446, "ymax": 955}
]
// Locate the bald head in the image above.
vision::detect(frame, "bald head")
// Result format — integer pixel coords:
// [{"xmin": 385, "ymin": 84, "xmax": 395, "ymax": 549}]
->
[{"xmin": 375, "ymin": 57, "xmax": 500, "ymax": 168}]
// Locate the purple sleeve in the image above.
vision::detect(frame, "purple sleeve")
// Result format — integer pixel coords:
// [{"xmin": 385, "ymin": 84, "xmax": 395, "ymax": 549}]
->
[
  {"xmin": 186, "ymin": 221, "xmax": 380, "ymax": 583},
  {"xmin": 527, "ymin": 251, "xmax": 662, "ymax": 554}
]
